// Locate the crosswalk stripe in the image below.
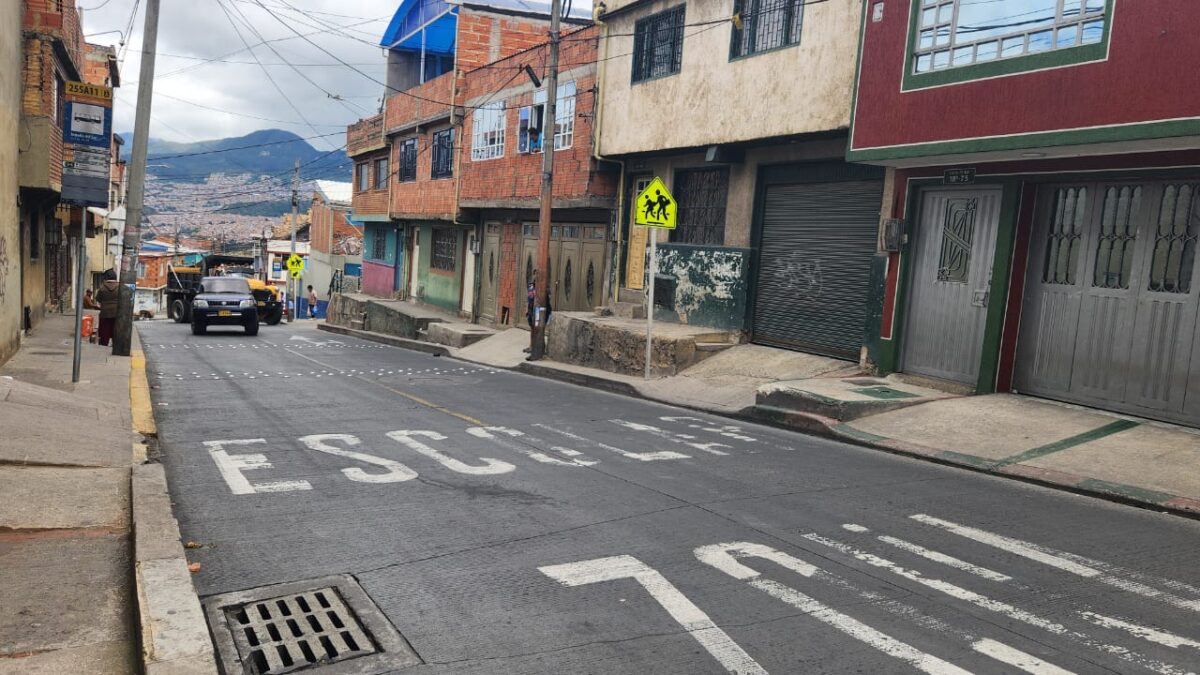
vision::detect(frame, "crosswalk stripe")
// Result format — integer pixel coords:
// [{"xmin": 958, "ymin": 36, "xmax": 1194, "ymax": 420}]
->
[
  {"xmin": 911, "ymin": 514, "xmax": 1200, "ymax": 613},
  {"xmin": 802, "ymin": 533, "xmax": 1191, "ymax": 675},
  {"xmin": 1081, "ymin": 612, "xmax": 1200, "ymax": 650},
  {"xmin": 910, "ymin": 514, "xmax": 1100, "ymax": 577},
  {"xmin": 971, "ymin": 639, "xmax": 1073, "ymax": 674},
  {"xmin": 842, "ymin": 524, "xmax": 1011, "ymax": 582}
]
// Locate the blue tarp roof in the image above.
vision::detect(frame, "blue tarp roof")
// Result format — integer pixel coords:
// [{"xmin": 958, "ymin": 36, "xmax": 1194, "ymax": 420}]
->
[{"xmin": 380, "ymin": 0, "xmax": 458, "ymax": 53}]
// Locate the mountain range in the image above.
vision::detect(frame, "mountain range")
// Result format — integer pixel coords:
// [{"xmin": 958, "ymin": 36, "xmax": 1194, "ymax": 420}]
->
[{"xmin": 119, "ymin": 128, "xmax": 349, "ymax": 183}]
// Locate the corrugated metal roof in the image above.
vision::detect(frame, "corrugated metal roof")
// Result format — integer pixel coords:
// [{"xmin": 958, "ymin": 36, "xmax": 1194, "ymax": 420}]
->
[{"xmin": 315, "ymin": 180, "xmax": 353, "ymax": 206}]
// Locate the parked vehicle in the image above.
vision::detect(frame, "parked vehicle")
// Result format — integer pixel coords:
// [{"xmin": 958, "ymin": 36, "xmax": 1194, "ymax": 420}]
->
[{"xmin": 190, "ymin": 276, "xmax": 259, "ymax": 336}]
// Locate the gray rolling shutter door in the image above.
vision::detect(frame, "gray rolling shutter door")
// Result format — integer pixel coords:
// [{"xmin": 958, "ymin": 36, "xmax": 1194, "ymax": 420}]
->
[{"xmin": 752, "ymin": 180, "xmax": 884, "ymax": 359}]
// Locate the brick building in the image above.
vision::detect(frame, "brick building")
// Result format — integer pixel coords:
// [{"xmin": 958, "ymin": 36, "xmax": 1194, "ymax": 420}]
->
[
  {"xmin": 16, "ymin": 0, "xmax": 118, "ymax": 333},
  {"xmin": 459, "ymin": 25, "xmax": 617, "ymax": 326},
  {"xmin": 348, "ymin": 0, "xmax": 590, "ymax": 315},
  {"xmin": 307, "ymin": 180, "xmax": 361, "ymax": 301}
]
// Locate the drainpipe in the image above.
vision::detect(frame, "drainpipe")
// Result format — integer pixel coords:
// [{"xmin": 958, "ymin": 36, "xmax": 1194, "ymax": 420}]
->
[{"xmin": 591, "ymin": 6, "xmax": 625, "ymax": 306}]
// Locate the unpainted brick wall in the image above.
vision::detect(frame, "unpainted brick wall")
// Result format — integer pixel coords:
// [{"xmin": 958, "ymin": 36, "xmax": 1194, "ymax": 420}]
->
[
  {"xmin": 459, "ymin": 27, "xmax": 615, "ymax": 203},
  {"xmin": 389, "ymin": 128, "xmax": 457, "ymax": 218},
  {"xmin": 350, "ymin": 148, "xmax": 390, "ymax": 216}
]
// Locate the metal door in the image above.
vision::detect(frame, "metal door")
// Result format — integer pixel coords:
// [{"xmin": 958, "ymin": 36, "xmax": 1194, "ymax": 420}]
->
[
  {"xmin": 901, "ymin": 188, "xmax": 1002, "ymax": 384},
  {"xmin": 1016, "ymin": 180, "xmax": 1200, "ymax": 425},
  {"xmin": 751, "ymin": 180, "xmax": 884, "ymax": 358},
  {"xmin": 479, "ymin": 223, "xmax": 500, "ymax": 322},
  {"xmin": 556, "ymin": 226, "xmax": 582, "ymax": 312}
]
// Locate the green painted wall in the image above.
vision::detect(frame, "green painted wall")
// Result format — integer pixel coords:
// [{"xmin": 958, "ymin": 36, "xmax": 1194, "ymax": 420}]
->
[
  {"xmin": 653, "ymin": 244, "xmax": 750, "ymax": 331},
  {"xmin": 416, "ymin": 223, "xmax": 463, "ymax": 312}
]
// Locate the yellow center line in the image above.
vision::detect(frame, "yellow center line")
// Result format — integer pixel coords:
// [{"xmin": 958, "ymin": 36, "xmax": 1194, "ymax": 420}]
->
[{"xmin": 282, "ymin": 345, "xmax": 484, "ymax": 426}]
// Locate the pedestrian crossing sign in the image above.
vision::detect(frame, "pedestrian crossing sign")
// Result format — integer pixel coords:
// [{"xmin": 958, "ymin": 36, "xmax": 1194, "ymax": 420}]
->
[{"xmin": 635, "ymin": 177, "xmax": 676, "ymax": 229}]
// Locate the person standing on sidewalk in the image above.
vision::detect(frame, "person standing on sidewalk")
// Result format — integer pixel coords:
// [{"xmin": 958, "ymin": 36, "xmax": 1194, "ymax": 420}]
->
[
  {"xmin": 307, "ymin": 285, "xmax": 318, "ymax": 319},
  {"xmin": 95, "ymin": 269, "xmax": 121, "ymax": 347}
]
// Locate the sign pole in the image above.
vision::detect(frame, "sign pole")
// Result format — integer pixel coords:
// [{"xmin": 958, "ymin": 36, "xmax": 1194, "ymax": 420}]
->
[
  {"xmin": 72, "ymin": 209, "xmax": 88, "ymax": 383},
  {"xmin": 644, "ymin": 231, "xmax": 656, "ymax": 380}
]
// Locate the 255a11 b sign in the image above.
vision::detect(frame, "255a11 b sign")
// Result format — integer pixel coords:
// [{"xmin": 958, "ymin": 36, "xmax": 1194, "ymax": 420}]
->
[{"xmin": 61, "ymin": 81, "xmax": 113, "ymax": 207}]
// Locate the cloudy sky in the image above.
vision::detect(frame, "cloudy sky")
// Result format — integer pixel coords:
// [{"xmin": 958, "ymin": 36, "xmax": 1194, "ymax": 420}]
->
[{"xmin": 81, "ymin": 0, "xmax": 401, "ymax": 151}]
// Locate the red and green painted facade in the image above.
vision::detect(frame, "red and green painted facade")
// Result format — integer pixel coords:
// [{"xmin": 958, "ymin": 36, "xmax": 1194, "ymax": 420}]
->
[{"xmin": 850, "ymin": 1, "xmax": 1200, "ymax": 425}]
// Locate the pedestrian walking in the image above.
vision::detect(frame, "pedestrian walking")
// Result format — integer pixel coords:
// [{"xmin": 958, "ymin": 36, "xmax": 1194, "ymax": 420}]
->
[
  {"xmin": 95, "ymin": 269, "xmax": 120, "ymax": 347},
  {"xmin": 307, "ymin": 285, "xmax": 318, "ymax": 319}
]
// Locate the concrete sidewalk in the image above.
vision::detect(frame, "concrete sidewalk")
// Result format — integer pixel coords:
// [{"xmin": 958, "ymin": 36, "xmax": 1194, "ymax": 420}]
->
[
  {"xmin": 320, "ymin": 317, "xmax": 1200, "ymax": 519},
  {"xmin": 0, "ymin": 314, "xmax": 215, "ymax": 674}
]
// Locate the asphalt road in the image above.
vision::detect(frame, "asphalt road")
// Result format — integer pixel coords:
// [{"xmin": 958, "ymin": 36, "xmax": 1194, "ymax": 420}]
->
[{"xmin": 140, "ymin": 320, "xmax": 1200, "ymax": 675}]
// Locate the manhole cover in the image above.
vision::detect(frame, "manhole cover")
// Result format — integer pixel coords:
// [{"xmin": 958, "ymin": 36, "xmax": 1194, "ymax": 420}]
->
[{"xmin": 204, "ymin": 575, "xmax": 421, "ymax": 674}]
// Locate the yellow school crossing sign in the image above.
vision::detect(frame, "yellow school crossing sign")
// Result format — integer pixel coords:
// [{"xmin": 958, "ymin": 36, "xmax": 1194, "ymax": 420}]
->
[
  {"xmin": 286, "ymin": 253, "xmax": 304, "ymax": 279},
  {"xmin": 635, "ymin": 177, "xmax": 676, "ymax": 229}
]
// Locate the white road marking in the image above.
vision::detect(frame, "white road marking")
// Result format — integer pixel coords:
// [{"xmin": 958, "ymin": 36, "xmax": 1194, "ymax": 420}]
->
[
  {"xmin": 912, "ymin": 514, "xmax": 1200, "ymax": 613},
  {"xmin": 842, "ymin": 524, "xmax": 870, "ymax": 533},
  {"xmin": 971, "ymin": 639, "xmax": 1073, "ymax": 674},
  {"xmin": 874, "ymin": 534, "xmax": 1012, "ymax": 583},
  {"xmin": 533, "ymin": 424, "xmax": 689, "ymax": 461},
  {"xmin": 204, "ymin": 439, "xmax": 312, "ymax": 495},
  {"xmin": 804, "ymin": 533, "xmax": 1191, "ymax": 675},
  {"xmin": 1081, "ymin": 612, "xmax": 1200, "ymax": 650},
  {"xmin": 694, "ymin": 542, "xmax": 967, "ymax": 675},
  {"xmin": 612, "ymin": 420, "xmax": 731, "ymax": 455},
  {"xmin": 386, "ymin": 430, "xmax": 515, "ymax": 475},
  {"xmin": 466, "ymin": 426, "xmax": 587, "ymax": 467},
  {"xmin": 539, "ymin": 555, "xmax": 767, "ymax": 675},
  {"xmin": 660, "ymin": 416, "xmax": 757, "ymax": 442},
  {"xmin": 300, "ymin": 434, "xmax": 418, "ymax": 483},
  {"xmin": 910, "ymin": 515, "xmax": 1100, "ymax": 577}
]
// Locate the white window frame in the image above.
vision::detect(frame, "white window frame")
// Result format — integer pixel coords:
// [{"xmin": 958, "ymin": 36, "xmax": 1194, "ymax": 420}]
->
[
  {"xmin": 471, "ymin": 101, "xmax": 506, "ymax": 161},
  {"xmin": 532, "ymin": 81, "xmax": 576, "ymax": 152},
  {"xmin": 912, "ymin": 0, "xmax": 1106, "ymax": 74}
]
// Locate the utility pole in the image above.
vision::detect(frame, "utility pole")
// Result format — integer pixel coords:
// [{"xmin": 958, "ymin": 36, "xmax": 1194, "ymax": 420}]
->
[
  {"xmin": 529, "ymin": 0, "xmax": 562, "ymax": 360},
  {"xmin": 112, "ymin": 0, "xmax": 160, "ymax": 356},
  {"xmin": 288, "ymin": 159, "xmax": 299, "ymax": 322}
]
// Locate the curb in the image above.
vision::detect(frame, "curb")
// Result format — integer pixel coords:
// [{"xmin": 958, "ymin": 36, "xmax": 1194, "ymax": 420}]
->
[
  {"xmin": 132, "ymin": 464, "xmax": 219, "ymax": 675},
  {"xmin": 315, "ymin": 321, "xmax": 1200, "ymax": 521},
  {"xmin": 318, "ymin": 322, "xmax": 451, "ymax": 356},
  {"xmin": 130, "ymin": 346, "xmax": 218, "ymax": 675}
]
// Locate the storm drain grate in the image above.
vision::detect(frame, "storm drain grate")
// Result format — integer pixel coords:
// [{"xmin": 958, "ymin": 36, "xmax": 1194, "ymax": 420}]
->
[
  {"xmin": 204, "ymin": 575, "xmax": 422, "ymax": 675},
  {"xmin": 225, "ymin": 587, "xmax": 375, "ymax": 673}
]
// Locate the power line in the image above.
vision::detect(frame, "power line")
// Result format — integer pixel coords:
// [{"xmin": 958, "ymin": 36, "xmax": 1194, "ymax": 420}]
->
[
  {"xmin": 146, "ymin": 131, "xmax": 343, "ymax": 160},
  {"xmin": 214, "ymin": 0, "xmax": 329, "ymax": 142},
  {"xmin": 154, "ymin": 92, "xmax": 348, "ymax": 128},
  {"xmin": 221, "ymin": 0, "xmax": 372, "ymax": 117}
]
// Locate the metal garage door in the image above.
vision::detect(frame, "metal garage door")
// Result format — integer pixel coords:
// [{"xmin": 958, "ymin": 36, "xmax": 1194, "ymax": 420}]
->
[
  {"xmin": 1015, "ymin": 180, "xmax": 1200, "ymax": 426},
  {"xmin": 751, "ymin": 167, "xmax": 884, "ymax": 359}
]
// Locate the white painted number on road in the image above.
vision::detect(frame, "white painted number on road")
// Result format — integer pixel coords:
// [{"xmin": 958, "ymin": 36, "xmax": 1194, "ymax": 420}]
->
[
  {"xmin": 205, "ymin": 438, "xmax": 312, "ymax": 495},
  {"xmin": 467, "ymin": 426, "xmax": 595, "ymax": 467},
  {"xmin": 539, "ymin": 555, "xmax": 767, "ymax": 675},
  {"xmin": 300, "ymin": 434, "xmax": 418, "ymax": 483}
]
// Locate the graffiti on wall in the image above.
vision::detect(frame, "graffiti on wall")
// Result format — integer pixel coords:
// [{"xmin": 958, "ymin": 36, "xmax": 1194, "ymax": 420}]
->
[
  {"xmin": 0, "ymin": 236, "xmax": 8, "ymax": 303},
  {"xmin": 656, "ymin": 245, "xmax": 750, "ymax": 331}
]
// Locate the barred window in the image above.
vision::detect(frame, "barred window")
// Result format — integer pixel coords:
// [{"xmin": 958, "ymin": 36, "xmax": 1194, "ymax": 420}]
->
[
  {"xmin": 471, "ymin": 102, "xmax": 506, "ymax": 161},
  {"xmin": 672, "ymin": 168, "xmax": 729, "ymax": 246},
  {"xmin": 632, "ymin": 5, "xmax": 685, "ymax": 83},
  {"xmin": 374, "ymin": 157, "xmax": 389, "ymax": 189},
  {"xmin": 431, "ymin": 128, "xmax": 454, "ymax": 179},
  {"xmin": 431, "ymin": 228, "xmax": 457, "ymax": 272},
  {"xmin": 398, "ymin": 138, "xmax": 417, "ymax": 182},
  {"xmin": 731, "ymin": 0, "xmax": 803, "ymax": 58},
  {"xmin": 372, "ymin": 227, "xmax": 388, "ymax": 261}
]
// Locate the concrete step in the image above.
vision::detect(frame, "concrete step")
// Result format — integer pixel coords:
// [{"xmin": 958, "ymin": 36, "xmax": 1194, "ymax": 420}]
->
[
  {"xmin": 349, "ymin": 319, "xmax": 366, "ymax": 330},
  {"xmin": 694, "ymin": 341, "xmax": 735, "ymax": 353},
  {"xmin": 617, "ymin": 287, "xmax": 644, "ymax": 304},
  {"xmin": 426, "ymin": 322, "xmax": 498, "ymax": 348},
  {"xmin": 610, "ymin": 301, "xmax": 646, "ymax": 320}
]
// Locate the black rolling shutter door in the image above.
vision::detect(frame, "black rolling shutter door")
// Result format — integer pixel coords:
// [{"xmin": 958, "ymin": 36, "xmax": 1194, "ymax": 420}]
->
[{"xmin": 752, "ymin": 180, "xmax": 884, "ymax": 359}]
